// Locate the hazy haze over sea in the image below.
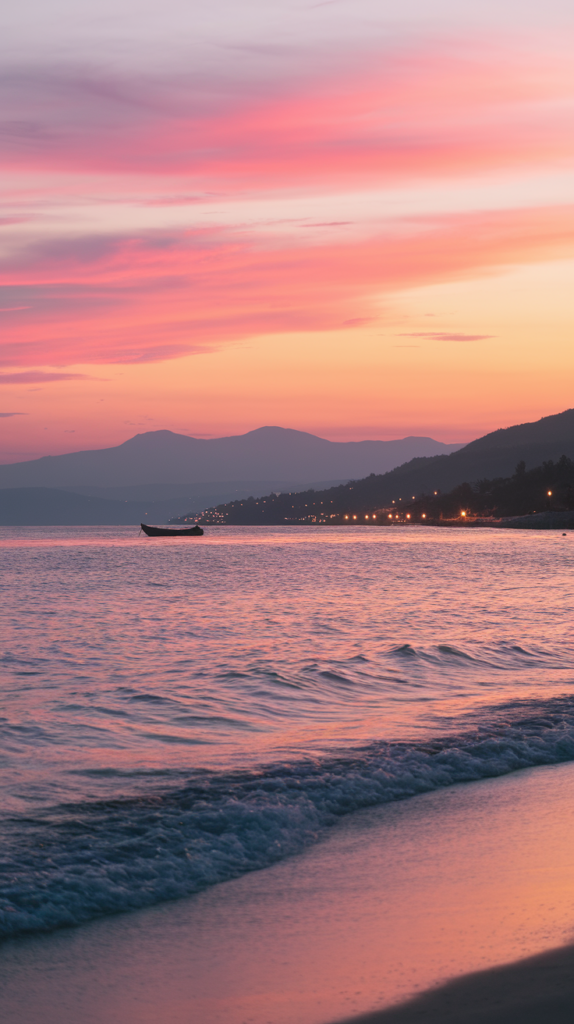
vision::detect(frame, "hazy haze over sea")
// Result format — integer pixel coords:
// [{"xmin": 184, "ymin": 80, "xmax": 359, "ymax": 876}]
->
[{"xmin": 2, "ymin": 525, "xmax": 574, "ymax": 940}]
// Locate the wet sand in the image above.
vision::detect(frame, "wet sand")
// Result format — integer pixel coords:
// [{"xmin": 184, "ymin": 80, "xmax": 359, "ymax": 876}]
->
[{"xmin": 3, "ymin": 762, "xmax": 574, "ymax": 1024}]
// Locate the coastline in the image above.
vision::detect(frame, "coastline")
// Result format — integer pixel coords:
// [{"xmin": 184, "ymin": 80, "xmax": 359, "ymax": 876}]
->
[
  {"xmin": 420, "ymin": 510, "xmax": 574, "ymax": 529},
  {"xmin": 336, "ymin": 943, "xmax": 574, "ymax": 1024}
]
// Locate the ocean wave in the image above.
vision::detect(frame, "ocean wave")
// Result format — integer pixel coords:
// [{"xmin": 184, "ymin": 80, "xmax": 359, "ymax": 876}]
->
[
  {"xmin": 3, "ymin": 695, "xmax": 574, "ymax": 940},
  {"xmin": 383, "ymin": 641, "xmax": 561, "ymax": 668}
]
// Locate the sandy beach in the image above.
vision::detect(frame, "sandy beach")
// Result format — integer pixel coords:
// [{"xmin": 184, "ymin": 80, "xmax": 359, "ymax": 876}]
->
[{"xmin": 3, "ymin": 760, "xmax": 574, "ymax": 1024}]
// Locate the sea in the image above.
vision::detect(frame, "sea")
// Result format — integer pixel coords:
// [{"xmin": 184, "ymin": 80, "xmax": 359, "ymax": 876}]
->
[{"xmin": 2, "ymin": 524, "xmax": 574, "ymax": 942}]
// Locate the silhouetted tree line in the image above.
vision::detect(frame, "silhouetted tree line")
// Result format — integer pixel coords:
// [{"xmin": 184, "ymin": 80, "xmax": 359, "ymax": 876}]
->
[{"xmin": 407, "ymin": 456, "xmax": 574, "ymax": 520}]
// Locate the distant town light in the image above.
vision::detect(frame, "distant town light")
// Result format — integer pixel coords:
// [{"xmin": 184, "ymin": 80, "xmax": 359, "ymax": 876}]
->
[
  {"xmin": 461, "ymin": 511, "xmax": 466, "ymax": 517},
  {"xmin": 547, "ymin": 490, "xmax": 553, "ymax": 496},
  {"xmin": 365, "ymin": 515, "xmax": 369, "ymax": 519},
  {"xmin": 344, "ymin": 514, "xmax": 349, "ymax": 519},
  {"xmin": 406, "ymin": 513, "xmax": 411, "ymax": 519},
  {"xmin": 422, "ymin": 513, "xmax": 426, "ymax": 518},
  {"xmin": 434, "ymin": 491, "xmax": 437, "ymax": 495},
  {"xmin": 353, "ymin": 515, "xmax": 357, "ymax": 519},
  {"xmin": 388, "ymin": 514, "xmax": 392, "ymax": 519}
]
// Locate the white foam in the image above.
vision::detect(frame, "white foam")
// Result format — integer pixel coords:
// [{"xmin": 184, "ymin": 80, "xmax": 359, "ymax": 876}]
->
[{"xmin": 3, "ymin": 696, "xmax": 574, "ymax": 939}]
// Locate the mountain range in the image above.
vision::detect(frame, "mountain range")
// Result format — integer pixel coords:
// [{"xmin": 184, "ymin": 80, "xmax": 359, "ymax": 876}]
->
[
  {"xmin": 0, "ymin": 429, "xmax": 463, "ymax": 524},
  {"xmin": 0, "ymin": 428, "xmax": 463, "ymax": 490}
]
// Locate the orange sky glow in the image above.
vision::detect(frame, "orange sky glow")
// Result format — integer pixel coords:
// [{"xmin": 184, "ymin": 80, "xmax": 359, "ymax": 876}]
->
[{"xmin": 1, "ymin": 2, "xmax": 574, "ymax": 459}]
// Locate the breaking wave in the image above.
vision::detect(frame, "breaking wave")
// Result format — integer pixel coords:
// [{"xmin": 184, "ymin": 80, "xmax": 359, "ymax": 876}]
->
[{"xmin": 3, "ymin": 695, "xmax": 574, "ymax": 940}]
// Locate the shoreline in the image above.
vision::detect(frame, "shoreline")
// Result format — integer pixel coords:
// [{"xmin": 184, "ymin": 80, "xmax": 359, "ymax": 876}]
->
[
  {"xmin": 3, "ymin": 762, "xmax": 574, "ymax": 1024},
  {"xmin": 337, "ymin": 943, "xmax": 574, "ymax": 1024}
]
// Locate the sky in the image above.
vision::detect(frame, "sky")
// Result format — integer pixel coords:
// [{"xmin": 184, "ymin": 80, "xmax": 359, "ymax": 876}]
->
[{"xmin": 1, "ymin": 0, "xmax": 574, "ymax": 460}]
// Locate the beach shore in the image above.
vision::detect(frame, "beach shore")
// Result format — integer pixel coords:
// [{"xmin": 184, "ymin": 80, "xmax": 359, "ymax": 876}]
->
[
  {"xmin": 3, "ymin": 762, "xmax": 574, "ymax": 1024},
  {"xmin": 337, "ymin": 943, "xmax": 574, "ymax": 1024}
]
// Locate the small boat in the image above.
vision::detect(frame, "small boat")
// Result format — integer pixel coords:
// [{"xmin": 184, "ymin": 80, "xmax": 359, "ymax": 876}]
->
[{"xmin": 140, "ymin": 523, "xmax": 204, "ymax": 537}]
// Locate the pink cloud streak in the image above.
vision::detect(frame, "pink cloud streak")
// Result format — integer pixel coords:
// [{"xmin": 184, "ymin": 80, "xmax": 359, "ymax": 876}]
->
[
  {"xmin": 0, "ymin": 372, "xmax": 100, "ymax": 383},
  {"xmin": 1, "ymin": 39, "xmax": 573, "ymax": 188},
  {"xmin": 400, "ymin": 332, "xmax": 495, "ymax": 341},
  {"xmin": 2, "ymin": 204, "xmax": 573, "ymax": 368}
]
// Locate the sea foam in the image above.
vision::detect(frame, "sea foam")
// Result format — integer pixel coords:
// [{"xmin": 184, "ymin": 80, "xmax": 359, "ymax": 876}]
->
[{"xmin": 2, "ymin": 695, "xmax": 574, "ymax": 940}]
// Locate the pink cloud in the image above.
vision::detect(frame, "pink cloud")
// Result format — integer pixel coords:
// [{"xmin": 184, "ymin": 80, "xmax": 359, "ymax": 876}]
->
[
  {"xmin": 0, "ymin": 371, "xmax": 100, "ymax": 383},
  {"xmin": 1, "ymin": 38, "xmax": 572, "ymax": 188},
  {"xmin": 1, "ymin": 35, "xmax": 572, "ymax": 374},
  {"xmin": 399, "ymin": 332, "xmax": 495, "ymax": 341},
  {"xmin": 1, "ymin": 204, "xmax": 573, "ymax": 368}
]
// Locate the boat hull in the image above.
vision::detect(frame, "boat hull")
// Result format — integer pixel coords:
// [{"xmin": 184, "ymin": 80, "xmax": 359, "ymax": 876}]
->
[{"xmin": 140, "ymin": 523, "xmax": 204, "ymax": 537}]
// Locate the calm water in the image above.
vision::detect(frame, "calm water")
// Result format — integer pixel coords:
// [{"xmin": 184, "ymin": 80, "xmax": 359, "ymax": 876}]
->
[{"xmin": 2, "ymin": 525, "xmax": 574, "ymax": 939}]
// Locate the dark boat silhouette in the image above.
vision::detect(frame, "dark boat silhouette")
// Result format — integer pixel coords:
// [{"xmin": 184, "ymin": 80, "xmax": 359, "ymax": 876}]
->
[{"xmin": 140, "ymin": 523, "xmax": 204, "ymax": 537}]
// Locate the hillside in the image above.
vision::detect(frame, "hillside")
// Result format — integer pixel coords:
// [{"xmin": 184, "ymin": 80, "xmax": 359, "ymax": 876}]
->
[
  {"xmin": 403, "ymin": 457, "xmax": 574, "ymax": 522},
  {"xmin": 190, "ymin": 409, "xmax": 574, "ymax": 525}
]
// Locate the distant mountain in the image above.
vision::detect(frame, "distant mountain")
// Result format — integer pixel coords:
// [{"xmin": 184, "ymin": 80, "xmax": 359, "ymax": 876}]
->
[
  {"xmin": 193, "ymin": 409, "xmax": 574, "ymax": 525},
  {"xmin": 0, "ymin": 428, "xmax": 464, "ymax": 495}
]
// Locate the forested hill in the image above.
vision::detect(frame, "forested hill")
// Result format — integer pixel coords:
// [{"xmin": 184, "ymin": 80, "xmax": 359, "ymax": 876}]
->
[
  {"xmin": 404, "ymin": 457, "xmax": 574, "ymax": 521},
  {"xmin": 188, "ymin": 456, "xmax": 574, "ymax": 526}
]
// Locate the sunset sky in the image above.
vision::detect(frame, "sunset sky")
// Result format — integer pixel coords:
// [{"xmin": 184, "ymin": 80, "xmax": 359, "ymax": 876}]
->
[{"xmin": 1, "ymin": 0, "xmax": 574, "ymax": 460}]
